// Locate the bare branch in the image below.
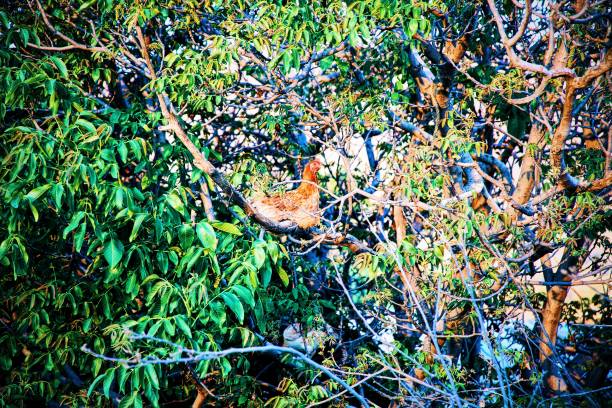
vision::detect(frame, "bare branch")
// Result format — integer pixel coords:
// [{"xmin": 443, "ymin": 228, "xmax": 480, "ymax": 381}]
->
[{"xmin": 82, "ymin": 332, "xmax": 371, "ymax": 408}]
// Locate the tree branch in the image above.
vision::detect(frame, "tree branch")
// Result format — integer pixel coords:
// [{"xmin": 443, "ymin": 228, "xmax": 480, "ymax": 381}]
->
[
  {"xmin": 29, "ymin": 0, "xmax": 108, "ymax": 53},
  {"xmin": 82, "ymin": 332, "xmax": 371, "ymax": 408},
  {"xmin": 133, "ymin": 25, "xmax": 370, "ymax": 252}
]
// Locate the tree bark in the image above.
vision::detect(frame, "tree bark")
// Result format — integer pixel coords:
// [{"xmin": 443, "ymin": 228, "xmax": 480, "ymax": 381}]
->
[
  {"xmin": 511, "ymin": 125, "xmax": 545, "ymax": 207},
  {"xmin": 539, "ymin": 238, "xmax": 590, "ymax": 392}
]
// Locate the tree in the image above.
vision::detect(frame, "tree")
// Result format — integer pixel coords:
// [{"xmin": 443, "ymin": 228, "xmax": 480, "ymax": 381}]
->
[{"xmin": 0, "ymin": 0, "xmax": 610, "ymax": 407}]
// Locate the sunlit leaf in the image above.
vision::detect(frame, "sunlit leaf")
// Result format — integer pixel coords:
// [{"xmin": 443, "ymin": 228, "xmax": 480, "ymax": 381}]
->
[
  {"xmin": 196, "ymin": 221, "xmax": 217, "ymax": 250},
  {"xmin": 221, "ymin": 292, "xmax": 244, "ymax": 323},
  {"xmin": 211, "ymin": 221, "xmax": 242, "ymax": 235}
]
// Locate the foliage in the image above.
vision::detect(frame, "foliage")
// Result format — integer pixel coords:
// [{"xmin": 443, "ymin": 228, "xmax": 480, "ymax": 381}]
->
[{"xmin": 0, "ymin": 0, "xmax": 610, "ymax": 407}]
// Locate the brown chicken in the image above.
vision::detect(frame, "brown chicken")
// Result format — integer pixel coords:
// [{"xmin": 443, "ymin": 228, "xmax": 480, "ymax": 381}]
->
[{"xmin": 251, "ymin": 158, "xmax": 322, "ymax": 228}]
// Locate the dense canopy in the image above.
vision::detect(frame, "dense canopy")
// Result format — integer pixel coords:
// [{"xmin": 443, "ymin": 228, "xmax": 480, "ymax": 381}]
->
[{"xmin": 0, "ymin": 0, "xmax": 610, "ymax": 407}]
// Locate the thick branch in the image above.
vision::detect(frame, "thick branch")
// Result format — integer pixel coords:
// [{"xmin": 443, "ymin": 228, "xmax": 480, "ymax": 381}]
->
[
  {"xmin": 507, "ymin": 0, "xmax": 532, "ymax": 47},
  {"xmin": 573, "ymin": 49, "xmax": 612, "ymax": 89}
]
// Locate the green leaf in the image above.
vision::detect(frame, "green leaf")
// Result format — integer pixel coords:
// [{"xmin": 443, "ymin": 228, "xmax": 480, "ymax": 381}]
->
[
  {"xmin": 82, "ymin": 317, "xmax": 92, "ymax": 333},
  {"xmin": 209, "ymin": 253, "xmax": 220, "ymax": 275},
  {"xmin": 433, "ymin": 245, "xmax": 444, "ymax": 260},
  {"xmin": 231, "ymin": 285, "xmax": 255, "ymax": 308},
  {"xmin": 134, "ymin": 394, "xmax": 143, "ymax": 408},
  {"xmin": 50, "ymin": 56, "xmax": 68, "ymax": 78},
  {"xmin": 77, "ymin": 0, "xmax": 96, "ymax": 12},
  {"xmin": 0, "ymin": 239, "xmax": 10, "ymax": 260},
  {"xmin": 87, "ymin": 372, "xmax": 105, "ymax": 397},
  {"xmin": 163, "ymin": 319, "xmax": 175, "ymax": 336},
  {"xmin": 102, "ymin": 294, "xmax": 112, "ymax": 319},
  {"xmin": 186, "ymin": 247, "xmax": 204, "ymax": 271},
  {"xmin": 249, "ymin": 268, "xmax": 259, "ymax": 289},
  {"xmin": 130, "ymin": 366, "xmax": 141, "ymax": 390},
  {"xmin": 175, "ymin": 315, "xmax": 192, "ymax": 338},
  {"xmin": 179, "ymin": 224, "xmax": 195, "ymax": 249},
  {"xmin": 157, "ymin": 252, "xmax": 169, "ymax": 274},
  {"xmin": 117, "ymin": 142, "xmax": 128, "ymax": 163},
  {"xmin": 28, "ymin": 200, "xmax": 39, "ymax": 222},
  {"xmin": 103, "ymin": 369, "xmax": 115, "ymax": 398},
  {"xmin": 51, "ymin": 183, "xmax": 64, "ymax": 209},
  {"xmin": 168, "ymin": 251, "xmax": 178, "ymax": 265},
  {"xmin": 252, "ymin": 246, "xmax": 265, "ymax": 269},
  {"xmin": 117, "ymin": 367, "xmax": 128, "ymax": 393},
  {"xmin": 74, "ymin": 222, "xmax": 86, "ymax": 252},
  {"xmin": 119, "ymin": 391, "xmax": 139, "ymax": 408},
  {"xmin": 196, "ymin": 222, "xmax": 217, "ymax": 250},
  {"xmin": 0, "ymin": 11, "xmax": 9, "ymax": 29},
  {"xmin": 261, "ymin": 262, "xmax": 272, "ymax": 288},
  {"xmin": 278, "ymin": 267, "xmax": 290, "ymax": 287},
  {"xmin": 25, "ymin": 184, "xmax": 51, "ymax": 202},
  {"xmin": 76, "ymin": 118, "xmax": 96, "ymax": 134},
  {"xmin": 130, "ymin": 214, "xmax": 146, "ymax": 242},
  {"xmin": 63, "ymin": 212, "xmax": 86, "ymax": 238},
  {"xmin": 104, "ymin": 239, "xmax": 124, "ymax": 269},
  {"xmin": 408, "ymin": 19, "xmax": 419, "ymax": 36},
  {"xmin": 219, "ymin": 358, "xmax": 232, "ymax": 376},
  {"xmin": 221, "ymin": 292, "xmax": 244, "ymax": 323},
  {"xmin": 166, "ymin": 192, "xmax": 185, "ymax": 214},
  {"xmin": 145, "ymin": 365, "xmax": 159, "ymax": 390},
  {"xmin": 211, "ymin": 221, "xmax": 242, "ymax": 235},
  {"xmin": 282, "ymin": 49, "xmax": 292, "ymax": 75},
  {"xmin": 148, "ymin": 320, "xmax": 163, "ymax": 337},
  {"xmin": 19, "ymin": 28, "xmax": 29, "ymax": 46}
]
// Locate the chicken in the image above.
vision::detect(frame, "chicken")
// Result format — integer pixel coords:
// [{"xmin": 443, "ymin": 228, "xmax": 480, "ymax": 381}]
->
[{"xmin": 251, "ymin": 158, "xmax": 322, "ymax": 229}]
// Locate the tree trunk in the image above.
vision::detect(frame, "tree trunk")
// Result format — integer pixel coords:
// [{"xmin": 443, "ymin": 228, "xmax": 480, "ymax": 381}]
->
[{"xmin": 539, "ymin": 238, "xmax": 590, "ymax": 392}]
